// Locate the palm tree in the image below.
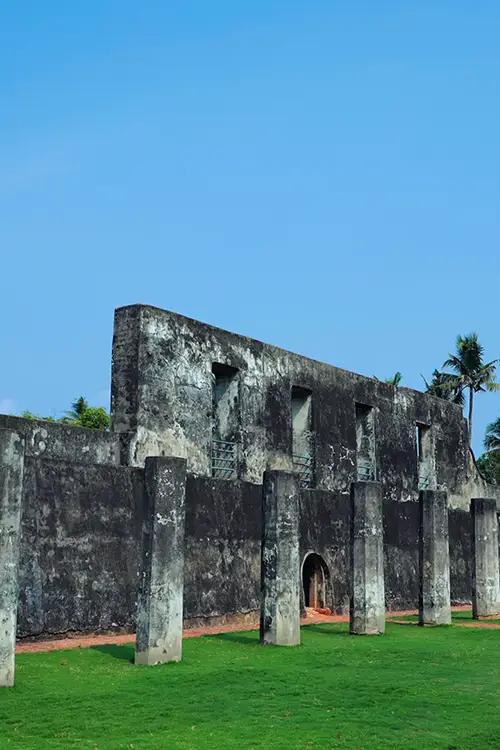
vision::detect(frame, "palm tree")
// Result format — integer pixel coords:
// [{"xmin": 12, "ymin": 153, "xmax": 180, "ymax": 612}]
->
[
  {"xmin": 62, "ymin": 396, "xmax": 89, "ymax": 423},
  {"xmin": 422, "ymin": 370, "xmax": 464, "ymax": 405},
  {"xmin": 485, "ymin": 417, "xmax": 500, "ymax": 452},
  {"xmin": 443, "ymin": 333, "xmax": 499, "ymax": 446}
]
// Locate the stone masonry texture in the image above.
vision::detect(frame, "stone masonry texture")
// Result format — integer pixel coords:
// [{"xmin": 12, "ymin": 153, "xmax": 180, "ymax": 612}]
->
[
  {"xmin": 0, "ymin": 429, "xmax": 25, "ymax": 687},
  {"xmin": 419, "ymin": 490, "xmax": 451, "ymax": 625},
  {"xmin": 260, "ymin": 470, "xmax": 300, "ymax": 646},
  {"xmin": 350, "ymin": 481, "xmax": 385, "ymax": 635},
  {"xmin": 135, "ymin": 457, "xmax": 187, "ymax": 665},
  {"xmin": 471, "ymin": 498, "xmax": 500, "ymax": 618},
  {"xmin": 0, "ymin": 305, "xmax": 498, "ymax": 639}
]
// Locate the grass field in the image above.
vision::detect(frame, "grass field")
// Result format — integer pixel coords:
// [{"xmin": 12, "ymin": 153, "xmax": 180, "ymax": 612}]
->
[
  {"xmin": 1, "ymin": 622, "xmax": 499, "ymax": 749},
  {"xmin": 388, "ymin": 609, "xmax": 500, "ymax": 625}
]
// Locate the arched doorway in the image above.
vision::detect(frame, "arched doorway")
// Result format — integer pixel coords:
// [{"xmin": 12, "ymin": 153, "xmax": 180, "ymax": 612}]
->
[{"xmin": 302, "ymin": 553, "xmax": 329, "ymax": 609}]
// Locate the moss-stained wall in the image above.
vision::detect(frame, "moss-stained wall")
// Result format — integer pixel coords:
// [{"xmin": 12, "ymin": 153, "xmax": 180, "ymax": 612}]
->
[
  {"xmin": 3, "ymin": 304, "xmax": 496, "ymax": 638},
  {"xmin": 17, "ymin": 457, "xmax": 144, "ymax": 637},
  {"xmin": 110, "ymin": 304, "xmax": 495, "ymax": 510},
  {"xmin": 0, "ymin": 414, "xmax": 120, "ymax": 467},
  {"xmin": 16, "ymin": 458, "xmax": 477, "ymax": 638}
]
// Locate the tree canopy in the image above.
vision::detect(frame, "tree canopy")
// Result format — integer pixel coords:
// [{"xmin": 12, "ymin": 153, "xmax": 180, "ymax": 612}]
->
[
  {"xmin": 424, "ymin": 333, "xmax": 498, "ymax": 446},
  {"xmin": 21, "ymin": 396, "xmax": 110, "ymax": 430}
]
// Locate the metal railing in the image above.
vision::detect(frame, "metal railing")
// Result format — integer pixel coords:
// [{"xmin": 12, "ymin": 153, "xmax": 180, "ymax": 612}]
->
[
  {"xmin": 211, "ymin": 440, "xmax": 238, "ymax": 479},
  {"xmin": 293, "ymin": 454, "xmax": 314, "ymax": 489},
  {"xmin": 357, "ymin": 458, "xmax": 376, "ymax": 482}
]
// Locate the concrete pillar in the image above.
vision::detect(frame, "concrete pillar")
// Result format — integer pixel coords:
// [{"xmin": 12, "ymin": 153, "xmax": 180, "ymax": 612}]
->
[
  {"xmin": 0, "ymin": 429, "xmax": 25, "ymax": 688},
  {"xmin": 419, "ymin": 490, "xmax": 451, "ymax": 625},
  {"xmin": 260, "ymin": 470, "xmax": 300, "ymax": 646},
  {"xmin": 350, "ymin": 481, "xmax": 385, "ymax": 635},
  {"xmin": 471, "ymin": 498, "xmax": 500, "ymax": 619},
  {"xmin": 135, "ymin": 456, "xmax": 187, "ymax": 665}
]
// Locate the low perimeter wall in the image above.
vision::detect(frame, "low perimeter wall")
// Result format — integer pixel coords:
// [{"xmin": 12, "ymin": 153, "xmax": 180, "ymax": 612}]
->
[{"xmin": 17, "ymin": 456, "xmax": 474, "ymax": 638}]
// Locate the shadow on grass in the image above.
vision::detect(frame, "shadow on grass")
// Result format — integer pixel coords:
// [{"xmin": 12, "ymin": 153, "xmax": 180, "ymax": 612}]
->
[
  {"xmin": 92, "ymin": 644, "xmax": 135, "ymax": 662},
  {"xmin": 302, "ymin": 624, "xmax": 350, "ymax": 637},
  {"xmin": 210, "ymin": 624, "xmax": 350, "ymax": 645},
  {"xmin": 209, "ymin": 632, "xmax": 261, "ymax": 646}
]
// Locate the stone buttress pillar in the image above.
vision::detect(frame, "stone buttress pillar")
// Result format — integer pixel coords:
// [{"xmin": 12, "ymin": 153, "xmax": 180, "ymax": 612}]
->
[
  {"xmin": 260, "ymin": 470, "xmax": 300, "ymax": 646},
  {"xmin": 135, "ymin": 456, "xmax": 187, "ymax": 665},
  {"xmin": 0, "ymin": 429, "xmax": 25, "ymax": 688},
  {"xmin": 471, "ymin": 498, "xmax": 500, "ymax": 619},
  {"xmin": 419, "ymin": 490, "xmax": 451, "ymax": 625},
  {"xmin": 350, "ymin": 481, "xmax": 385, "ymax": 635}
]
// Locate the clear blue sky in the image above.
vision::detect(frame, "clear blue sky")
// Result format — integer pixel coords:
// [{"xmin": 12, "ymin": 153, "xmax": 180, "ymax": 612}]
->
[{"xmin": 1, "ymin": 2, "xmax": 499, "ymax": 455}]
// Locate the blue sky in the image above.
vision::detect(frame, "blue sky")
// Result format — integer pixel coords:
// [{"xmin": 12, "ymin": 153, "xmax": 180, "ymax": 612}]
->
[{"xmin": 1, "ymin": 2, "xmax": 499, "ymax": 455}]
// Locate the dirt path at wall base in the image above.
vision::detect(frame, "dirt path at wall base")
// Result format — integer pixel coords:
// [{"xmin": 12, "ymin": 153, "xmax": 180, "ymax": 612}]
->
[{"xmin": 16, "ymin": 605, "xmax": 477, "ymax": 654}]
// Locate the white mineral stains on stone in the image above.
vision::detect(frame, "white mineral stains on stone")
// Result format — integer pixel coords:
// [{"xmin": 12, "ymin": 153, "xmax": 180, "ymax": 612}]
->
[{"xmin": 156, "ymin": 512, "xmax": 169, "ymax": 526}]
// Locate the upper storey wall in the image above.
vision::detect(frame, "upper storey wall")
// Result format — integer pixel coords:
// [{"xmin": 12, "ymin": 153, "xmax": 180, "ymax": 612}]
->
[
  {"xmin": 111, "ymin": 305, "xmax": 477, "ymax": 507},
  {"xmin": 0, "ymin": 414, "xmax": 120, "ymax": 466}
]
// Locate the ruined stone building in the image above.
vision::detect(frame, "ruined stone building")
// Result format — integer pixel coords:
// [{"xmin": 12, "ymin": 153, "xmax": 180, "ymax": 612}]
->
[{"xmin": 1, "ymin": 304, "xmax": 497, "ymax": 639}]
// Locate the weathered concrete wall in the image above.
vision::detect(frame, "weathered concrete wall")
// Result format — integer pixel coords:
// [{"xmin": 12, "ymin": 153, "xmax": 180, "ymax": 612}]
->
[
  {"xmin": 110, "ymin": 305, "xmax": 494, "ymax": 510},
  {"xmin": 17, "ymin": 457, "xmax": 144, "ymax": 637},
  {"xmin": 0, "ymin": 415, "xmax": 120, "ymax": 467},
  {"xmin": 17, "ymin": 467, "xmax": 264, "ymax": 638},
  {"xmin": 183, "ymin": 477, "xmax": 261, "ymax": 622},
  {"xmin": 15, "ymin": 464, "xmax": 477, "ymax": 639},
  {"xmin": 299, "ymin": 490, "xmax": 350, "ymax": 614},
  {"xmin": 2, "ymin": 305, "xmax": 490, "ymax": 640},
  {"xmin": 383, "ymin": 498, "xmax": 420, "ymax": 610},
  {"xmin": 384, "ymin": 501, "xmax": 472, "ymax": 611},
  {"xmin": 449, "ymin": 508, "xmax": 473, "ymax": 603}
]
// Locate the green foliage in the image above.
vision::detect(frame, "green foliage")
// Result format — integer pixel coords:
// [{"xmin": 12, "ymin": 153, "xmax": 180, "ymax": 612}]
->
[
  {"xmin": 384, "ymin": 371, "xmax": 402, "ymax": 387},
  {"xmin": 443, "ymin": 333, "xmax": 499, "ymax": 396},
  {"xmin": 2, "ymin": 624, "xmax": 500, "ymax": 749},
  {"xmin": 484, "ymin": 417, "xmax": 500, "ymax": 452},
  {"xmin": 476, "ymin": 450, "xmax": 500, "ymax": 485},
  {"xmin": 21, "ymin": 397, "xmax": 109, "ymax": 430},
  {"xmin": 422, "ymin": 369, "xmax": 465, "ymax": 405},
  {"xmin": 77, "ymin": 406, "xmax": 110, "ymax": 430},
  {"xmin": 425, "ymin": 333, "xmax": 499, "ymax": 445},
  {"xmin": 20, "ymin": 411, "xmax": 55, "ymax": 422},
  {"xmin": 443, "ymin": 333, "xmax": 499, "ymax": 444},
  {"xmin": 373, "ymin": 372, "xmax": 402, "ymax": 387},
  {"xmin": 63, "ymin": 396, "xmax": 89, "ymax": 422}
]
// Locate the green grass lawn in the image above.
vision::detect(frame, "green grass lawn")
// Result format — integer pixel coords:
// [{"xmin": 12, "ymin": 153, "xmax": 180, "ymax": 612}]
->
[
  {"xmin": 388, "ymin": 609, "xmax": 500, "ymax": 625},
  {"xmin": 1, "ymin": 623, "xmax": 499, "ymax": 749}
]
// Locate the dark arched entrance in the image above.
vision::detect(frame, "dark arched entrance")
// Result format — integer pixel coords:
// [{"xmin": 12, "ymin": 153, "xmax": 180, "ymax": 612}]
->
[{"xmin": 302, "ymin": 553, "xmax": 329, "ymax": 609}]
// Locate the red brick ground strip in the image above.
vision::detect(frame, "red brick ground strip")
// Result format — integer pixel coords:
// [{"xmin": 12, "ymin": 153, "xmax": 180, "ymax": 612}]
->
[{"xmin": 16, "ymin": 605, "xmax": 487, "ymax": 655}]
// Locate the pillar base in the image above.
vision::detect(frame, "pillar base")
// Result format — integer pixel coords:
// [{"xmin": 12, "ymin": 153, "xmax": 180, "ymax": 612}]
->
[{"xmin": 135, "ymin": 644, "xmax": 182, "ymax": 666}]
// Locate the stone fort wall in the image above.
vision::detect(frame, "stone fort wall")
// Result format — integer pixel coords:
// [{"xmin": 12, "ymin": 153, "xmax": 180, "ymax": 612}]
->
[
  {"xmin": 0, "ymin": 304, "xmax": 496, "ymax": 639},
  {"xmin": 9, "ymin": 439, "xmax": 472, "ymax": 639}
]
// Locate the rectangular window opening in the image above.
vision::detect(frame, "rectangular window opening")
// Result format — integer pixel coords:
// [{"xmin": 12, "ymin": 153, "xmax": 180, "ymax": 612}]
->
[
  {"xmin": 291, "ymin": 386, "xmax": 314, "ymax": 489},
  {"xmin": 355, "ymin": 403, "xmax": 376, "ymax": 481},
  {"xmin": 211, "ymin": 363, "xmax": 239, "ymax": 480},
  {"xmin": 416, "ymin": 422, "xmax": 435, "ymax": 490}
]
